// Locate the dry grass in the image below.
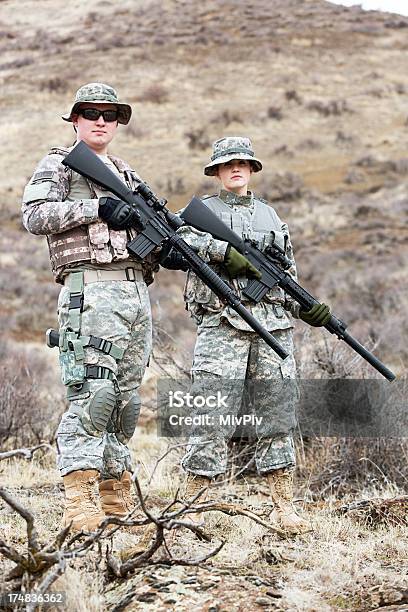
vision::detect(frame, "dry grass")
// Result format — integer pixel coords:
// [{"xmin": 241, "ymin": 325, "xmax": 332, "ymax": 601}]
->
[{"xmin": 1, "ymin": 438, "xmax": 407, "ymax": 610}]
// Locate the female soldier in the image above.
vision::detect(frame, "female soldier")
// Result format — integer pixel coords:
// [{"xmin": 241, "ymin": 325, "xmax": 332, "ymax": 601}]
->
[{"xmin": 178, "ymin": 137, "xmax": 330, "ymax": 533}]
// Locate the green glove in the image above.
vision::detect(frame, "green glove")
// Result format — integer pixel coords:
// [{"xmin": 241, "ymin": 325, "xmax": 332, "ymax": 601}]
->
[
  {"xmin": 224, "ymin": 246, "xmax": 261, "ymax": 279},
  {"xmin": 299, "ymin": 303, "xmax": 331, "ymax": 327}
]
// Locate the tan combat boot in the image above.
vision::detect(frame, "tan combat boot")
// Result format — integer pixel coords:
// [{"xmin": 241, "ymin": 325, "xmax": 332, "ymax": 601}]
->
[
  {"xmin": 267, "ymin": 468, "xmax": 312, "ymax": 534},
  {"xmin": 62, "ymin": 469, "xmax": 106, "ymax": 532},
  {"xmin": 99, "ymin": 471, "xmax": 145, "ymax": 535},
  {"xmin": 184, "ymin": 473, "xmax": 212, "ymax": 525},
  {"xmin": 99, "ymin": 471, "xmax": 135, "ymax": 518}
]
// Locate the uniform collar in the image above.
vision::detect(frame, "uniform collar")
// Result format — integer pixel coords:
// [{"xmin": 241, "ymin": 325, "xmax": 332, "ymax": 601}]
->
[{"xmin": 219, "ymin": 189, "xmax": 254, "ymax": 207}]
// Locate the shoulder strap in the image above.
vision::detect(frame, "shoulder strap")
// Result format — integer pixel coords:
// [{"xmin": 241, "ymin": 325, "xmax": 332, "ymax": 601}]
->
[
  {"xmin": 108, "ymin": 155, "xmax": 142, "ymax": 190},
  {"xmin": 48, "ymin": 146, "xmax": 71, "ymax": 157}
]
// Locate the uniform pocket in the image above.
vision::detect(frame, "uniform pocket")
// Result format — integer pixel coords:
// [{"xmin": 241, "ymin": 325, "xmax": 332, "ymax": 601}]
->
[
  {"xmin": 110, "ymin": 229, "xmax": 128, "ymax": 260},
  {"xmin": 184, "ymin": 270, "xmax": 223, "ymax": 311},
  {"xmin": 191, "ymin": 363, "xmax": 224, "ymax": 377},
  {"xmin": 88, "ymin": 220, "xmax": 112, "ymax": 263}
]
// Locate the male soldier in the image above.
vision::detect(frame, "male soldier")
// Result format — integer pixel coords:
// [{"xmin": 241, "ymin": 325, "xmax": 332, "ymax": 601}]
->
[
  {"xmin": 179, "ymin": 137, "xmax": 331, "ymax": 533},
  {"xmin": 22, "ymin": 83, "xmax": 156, "ymax": 532}
]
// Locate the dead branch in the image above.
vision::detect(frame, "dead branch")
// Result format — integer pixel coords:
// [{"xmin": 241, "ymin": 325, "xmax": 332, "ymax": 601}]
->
[
  {"xmin": 0, "ymin": 488, "xmax": 132, "ymax": 588},
  {"xmin": 0, "ymin": 434, "xmax": 287, "ymax": 597},
  {"xmin": 337, "ymin": 495, "xmax": 408, "ymax": 514},
  {"xmin": 336, "ymin": 495, "xmax": 408, "ymax": 526},
  {"xmin": 0, "ymin": 488, "xmax": 41, "ymax": 555},
  {"xmin": 0, "ymin": 540, "xmax": 26, "ymax": 566},
  {"xmin": 25, "ymin": 558, "xmax": 67, "ymax": 612},
  {"xmin": 163, "ymin": 518, "xmax": 212, "ymax": 542},
  {"xmin": 154, "ymin": 539, "xmax": 225, "ymax": 567},
  {"xmin": 367, "ymin": 584, "xmax": 408, "ymax": 609},
  {"xmin": 195, "ymin": 502, "xmax": 287, "ymax": 536},
  {"xmin": 0, "ymin": 443, "xmax": 54, "ymax": 462}
]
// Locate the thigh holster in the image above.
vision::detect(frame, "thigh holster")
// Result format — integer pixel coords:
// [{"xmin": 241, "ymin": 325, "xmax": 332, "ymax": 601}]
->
[{"xmin": 57, "ymin": 271, "xmax": 124, "ymax": 390}]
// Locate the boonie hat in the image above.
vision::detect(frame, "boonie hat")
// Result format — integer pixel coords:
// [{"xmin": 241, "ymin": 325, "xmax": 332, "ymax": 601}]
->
[
  {"xmin": 204, "ymin": 136, "xmax": 263, "ymax": 176},
  {"xmin": 62, "ymin": 82, "xmax": 132, "ymax": 125}
]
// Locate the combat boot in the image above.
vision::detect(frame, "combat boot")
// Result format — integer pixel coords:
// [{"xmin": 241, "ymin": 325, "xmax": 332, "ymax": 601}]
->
[
  {"xmin": 99, "ymin": 471, "xmax": 145, "ymax": 534},
  {"xmin": 267, "ymin": 468, "xmax": 312, "ymax": 534},
  {"xmin": 184, "ymin": 473, "xmax": 212, "ymax": 526},
  {"xmin": 62, "ymin": 469, "xmax": 106, "ymax": 532},
  {"xmin": 99, "ymin": 471, "xmax": 135, "ymax": 518}
]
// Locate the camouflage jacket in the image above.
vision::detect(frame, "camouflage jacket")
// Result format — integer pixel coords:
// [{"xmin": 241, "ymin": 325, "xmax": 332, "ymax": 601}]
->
[
  {"xmin": 178, "ymin": 189, "xmax": 300, "ymax": 332},
  {"xmin": 22, "ymin": 146, "xmax": 159, "ymax": 284}
]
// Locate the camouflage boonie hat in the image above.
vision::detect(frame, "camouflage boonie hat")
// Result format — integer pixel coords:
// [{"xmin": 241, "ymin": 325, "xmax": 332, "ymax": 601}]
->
[
  {"xmin": 62, "ymin": 82, "xmax": 132, "ymax": 125},
  {"xmin": 204, "ymin": 136, "xmax": 263, "ymax": 176}
]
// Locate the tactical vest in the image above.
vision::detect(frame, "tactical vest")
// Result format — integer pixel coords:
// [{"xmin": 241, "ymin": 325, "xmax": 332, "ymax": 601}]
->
[
  {"xmin": 184, "ymin": 194, "xmax": 292, "ymax": 312},
  {"xmin": 45, "ymin": 147, "xmax": 143, "ymax": 281},
  {"xmin": 203, "ymin": 194, "xmax": 289, "ymax": 253}
]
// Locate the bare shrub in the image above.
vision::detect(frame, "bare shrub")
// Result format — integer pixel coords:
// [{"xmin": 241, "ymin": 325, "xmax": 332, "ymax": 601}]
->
[
  {"xmin": 0, "ymin": 57, "xmax": 33, "ymax": 71},
  {"xmin": 273, "ymin": 144, "xmax": 293, "ymax": 157},
  {"xmin": 138, "ymin": 83, "xmax": 169, "ymax": 104},
  {"xmin": 0, "ymin": 235, "xmax": 59, "ymax": 339},
  {"xmin": 124, "ymin": 122, "xmax": 148, "ymax": 139},
  {"xmin": 285, "ymin": 89, "xmax": 303, "ymax": 104},
  {"xmin": 165, "ymin": 176, "xmax": 186, "ymax": 196},
  {"xmin": 211, "ymin": 109, "xmax": 243, "ymax": 126},
  {"xmin": 298, "ymin": 437, "xmax": 408, "ymax": 499},
  {"xmin": 294, "ymin": 333, "xmax": 407, "ymax": 497},
  {"xmin": 307, "ymin": 99, "xmax": 353, "ymax": 116},
  {"xmin": 257, "ymin": 171, "xmax": 304, "ymax": 201},
  {"xmin": 0, "ymin": 341, "xmax": 64, "ymax": 448},
  {"xmin": 39, "ymin": 77, "xmax": 68, "ymax": 93},
  {"xmin": 267, "ymin": 105, "xmax": 283, "ymax": 120},
  {"xmin": 0, "ymin": 264, "xmax": 59, "ymax": 339},
  {"xmin": 185, "ymin": 128, "xmax": 211, "ymax": 151},
  {"xmin": 298, "ymin": 138, "xmax": 322, "ymax": 150}
]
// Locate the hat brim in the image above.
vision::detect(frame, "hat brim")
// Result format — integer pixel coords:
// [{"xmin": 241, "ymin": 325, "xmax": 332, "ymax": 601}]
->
[
  {"xmin": 62, "ymin": 101, "xmax": 132, "ymax": 125},
  {"xmin": 204, "ymin": 152, "xmax": 262, "ymax": 176}
]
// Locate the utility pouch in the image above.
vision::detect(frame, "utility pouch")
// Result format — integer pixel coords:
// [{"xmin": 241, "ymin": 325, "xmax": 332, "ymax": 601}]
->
[{"xmin": 59, "ymin": 329, "xmax": 86, "ymax": 386}]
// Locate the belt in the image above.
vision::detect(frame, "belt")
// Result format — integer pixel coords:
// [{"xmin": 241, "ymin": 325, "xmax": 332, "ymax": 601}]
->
[{"xmin": 64, "ymin": 267, "xmax": 144, "ymax": 285}]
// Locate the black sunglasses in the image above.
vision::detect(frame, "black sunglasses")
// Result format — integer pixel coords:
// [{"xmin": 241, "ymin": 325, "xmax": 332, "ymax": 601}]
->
[{"xmin": 78, "ymin": 108, "xmax": 119, "ymax": 122}]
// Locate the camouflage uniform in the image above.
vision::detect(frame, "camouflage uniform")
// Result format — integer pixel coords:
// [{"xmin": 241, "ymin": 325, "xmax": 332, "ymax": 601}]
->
[
  {"xmin": 21, "ymin": 84, "xmax": 155, "ymax": 480},
  {"xmin": 180, "ymin": 138, "xmax": 299, "ymax": 478}
]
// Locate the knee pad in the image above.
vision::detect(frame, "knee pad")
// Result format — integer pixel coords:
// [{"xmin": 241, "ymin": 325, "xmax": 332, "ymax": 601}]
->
[
  {"xmin": 68, "ymin": 380, "xmax": 117, "ymax": 437},
  {"xmin": 116, "ymin": 393, "xmax": 141, "ymax": 444}
]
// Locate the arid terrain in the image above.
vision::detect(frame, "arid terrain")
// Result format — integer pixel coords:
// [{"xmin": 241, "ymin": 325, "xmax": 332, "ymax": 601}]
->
[{"xmin": 0, "ymin": 0, "xmax": 407, "ymax": 610}]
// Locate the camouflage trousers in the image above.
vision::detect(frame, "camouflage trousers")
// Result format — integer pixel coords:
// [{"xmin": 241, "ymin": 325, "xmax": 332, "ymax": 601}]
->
[
  {"xmin": 56, "ymin": 277, "xmax": 152, "ymax": 480},
  {"xmin": 181, "ymin": 320, "xmax": 298, "ymax": 478}
]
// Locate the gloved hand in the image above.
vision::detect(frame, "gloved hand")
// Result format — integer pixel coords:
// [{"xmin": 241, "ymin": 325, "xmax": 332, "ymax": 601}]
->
[
  {"xmin": 98, "ymin": 197, "xmax": 141, "ymax": 231},
  {"xmin": 299, "ymin": 303, "xmax": 331, "ymax": 327},
  {"xmin": 159, "ymin": 244, "xmax": 190, "ymax": 271},
  {"xmin": 223, "ymin": 246, "xmax": 261, "ymax": 279}
]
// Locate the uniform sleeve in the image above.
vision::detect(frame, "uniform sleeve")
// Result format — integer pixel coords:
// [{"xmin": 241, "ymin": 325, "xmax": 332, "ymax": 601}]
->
[
  {"xmin": 176, "ymin": 207, "xmax": 228, "ymax": 262},
  {"xmin": 282, "ymin": 222, "xmax": 301, "ymax": 318},
  {"xmin": 21, "ymin": 153, "xmax": 100, "ymax": 236}
]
